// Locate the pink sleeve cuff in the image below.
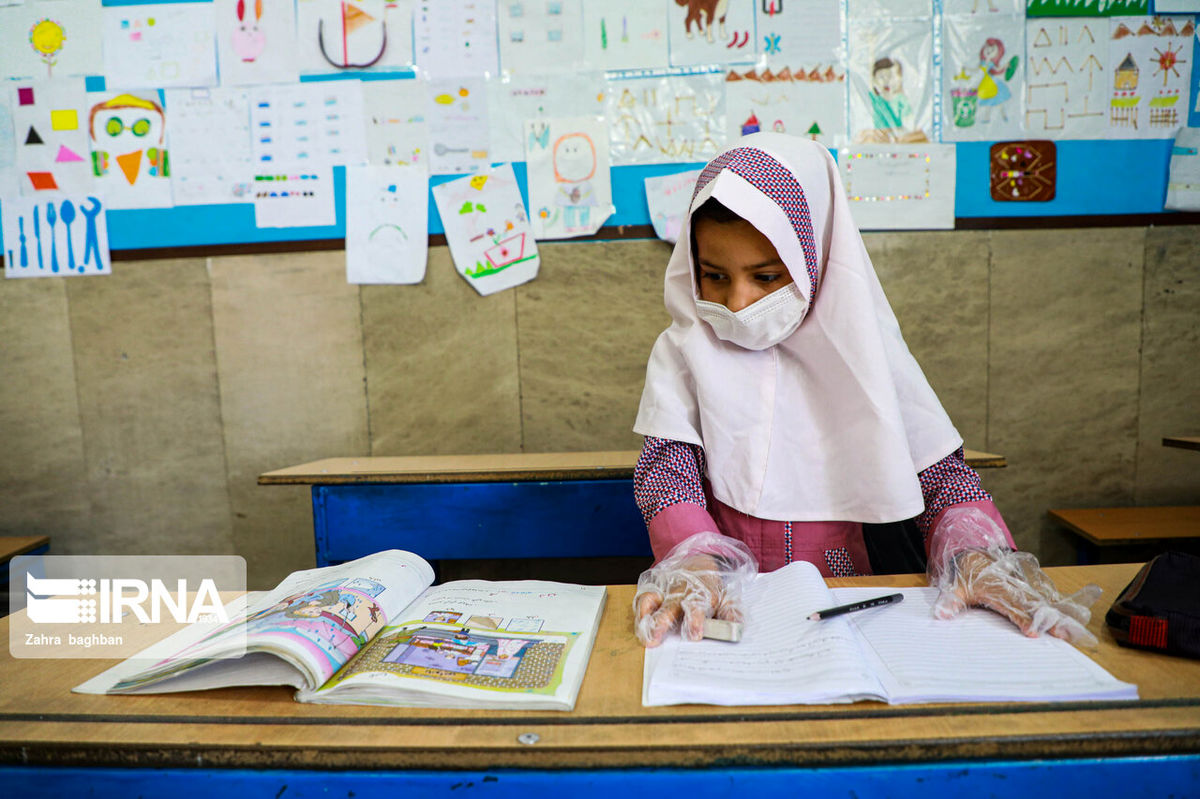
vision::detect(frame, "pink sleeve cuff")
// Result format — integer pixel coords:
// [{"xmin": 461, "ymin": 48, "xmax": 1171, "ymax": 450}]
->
[
  {"xmin": 647, "ymin": 502, "xmax": 721, "ymax": 563},
  {"xmin": 928, "ymin": 499, "xmax": 1017, "ymax": 552}
]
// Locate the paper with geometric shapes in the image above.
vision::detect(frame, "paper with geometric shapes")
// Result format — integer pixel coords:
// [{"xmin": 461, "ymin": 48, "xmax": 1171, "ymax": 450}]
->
[
  {"xmin": 839, "ymin": 143, "xmax": 956, "ymax": 230},
  {"xmin": 497, "ymin": 0, "xmax": 585, "ymax": 76},
  {"xmin": 101, "ymin": 3, "xmax": 219, "ymax": 90},
  {"xmin": 10, "ymin": 80, "xmax": 94, "ymax": 196},
  {"xmin": 164, "ymin": 87, "xmax": 254, "ymax": 206},
  {"xmin": 426, "ymin": 78, "xmax": 490, "ymax": 175},
  {"xmin": 644, "ymin": 168, "xmax": 702, "ymax": 244},
  {"xmin": 86, "ymin": 89, "xmax": 174, "ymax": 209},
  {"xmin": 525, "ymin": 116, "xmax": 614, "ymax": 239},
  {"xmin": 252, "ymin": 165, "xmax": 336, "ymax": 228},
  {"xmin": 345, "ymin": 164, "xmax": 429, "ymax": 284},
  {"xmin": 214, "ymin": 0, "xmax": 300, "ymax": 86},
  {"xmin": 1023, "ymin": 17, "xmax": 1108, "ymax": 139},
  {"xmin": 0, "ymin": 0, "xmax": 103, "ymax": 81},
  {"xmin": 848, "ymin": 16, "xmax": 934, "ymax": 144},
  {"xmin": 581, "ymin": 0, "xmax": 669, "ymax": 72},
  {"xmin": 431, "ymin": 163, "xmax": 540, "ymax": 296},
  {"xmin": 487, "ymin": 72, "xmax": 607, "ymax": 163},
  {"xmin": 295, "ymin": 0, "xmax": 415, "ymax": 74},
  {"xmin": 1107, "ymin": 16, "xmax": 1194, "ymax": 139},
  {"xmin": 363, "ymin": 79, "xmax": 429, "ymax": 168},
  {"xmin": 943, "ymin": 15, "xmax": 1026, "ymax": 141},
  {"xmin": 414, "ymin": 0, "xmax": 499, "ymax": 78},
  {"xmin": 667, "ymin": 0, "xmax": 758, "ymax": 68},
  {"xmin": 3, "ymin": 193, "xmax": 112, "ymax": 278},
  {"xmin": 725, "ymin": 66, "xmax": 847, "ymax": 148},
  {"xmin": 606, "ymin": 72, "xmax": 726, "ymax": 165},
  {"xmin": 247, "ymin": 81, "xmax": 369, "ymax": 167},
  {"xmin": 757, "ymin": 0, "xmax": 843, "ymax": 71}
]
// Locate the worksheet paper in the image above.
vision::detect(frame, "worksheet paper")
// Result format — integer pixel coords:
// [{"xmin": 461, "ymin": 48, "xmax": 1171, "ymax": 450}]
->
[
  {"xmin": 431, "ymin": 163, "xmax": 540, "ymax": 296},
  {"xmin": 0, "ymin": 0, "xmax": 103, "ymax": 81},
  {"xmin": 426, "ymin": 77, "xmax": 490, "ymax": 175},
  {"xmin": 839, "ymin": 144, "xmax": 956, "ymax": 230},
  {"xmin": 3, "ymin": 193, "xmax": 112, "ymax": 278},
  {"xmin": 580, "ymin": 1, "xmax": 669, "ymax": 72},
  {"xmin": 606, "ymin": 72, "xmax": 726, "ymax": 166},
  {"xmin": 101, "ymin": 3, "xmax": 219, "ymax": 90},
  {"xmin": 524, "ymin": 116, "xmax": 614, "ymax": 240},
  {"xmin": 414, "ymin": 0, "xmax": 499, "ymax": 78},
  {"xmin": 86, "ymin": 89, "xmax": 175, "ymax": 210},
  {"xmin": 725, "ymin": 67, "xmax": 848, "ymax": 148},
  {"xmin": 363, "ymin": 79, "xmax": 430, "ymax": 168},
  {"xmin": 9, "ymin": 80, "xmax": 95, "ymax": 196},
  {"xmin": 497, "ymin": 0, "xmax": 585, "ymax": 75},
  {"xmin": 644, "ymin": 168, "xmax": 701, "ymax": 244},
  {"xmin": 164, "ymin": 87, "xmax": 254, "ymax": 206},
  {"xmin": 248, "ymin": 81, "xmax": 369, "ymax": 167},
  {"xmin": 295, "ymin": 0, "xmax": 416, "ymax": 75},
  {"xmin": 345, "ymin": 164, "xmax": 429, "ymax": 284},
  {"xmin": 643, "ymin": 561, "xmax": 1137, "ymax": 707},
  {"xmin": 252, "ymin": 165, "xmax": 336, "ymax": 228},
  {"xmin": 214, "ymin": 0, "xmax": 300, "ymax": 87},
  {"xmin": 757, "ymin": 0, "xmax": 844, "ymax": 70},
  {"xmin": 1106, "ymin": 16, "xmax": 1194, "ymax": 140},
  {"xmin": 1023, "ymin": 17, "xmax": 1109, "ymax": 139},
  {"xmin": 488, "ymin": 72, "xmax": 607, "ymax": 163}
]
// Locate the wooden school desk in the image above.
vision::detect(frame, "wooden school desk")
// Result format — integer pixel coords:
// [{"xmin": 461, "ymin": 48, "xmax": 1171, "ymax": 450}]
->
[
  {"xmin": 1, "ymin": 563, "xmax": 1197, "ymax": 797},
  {"xmin": 0, "ymin": 535, "xmax": 50, "ymax": 614},
  {"xmin": 1163, "ymin": 436, "xmax": 1200, "ymax": 452},
  {"xmin": 260, "ymin": 449, "xmax": 1008, "ymax": 567},
  {"xmin": 1049, "ymin": 507, "xmax": 1200, "ymax": 564}
]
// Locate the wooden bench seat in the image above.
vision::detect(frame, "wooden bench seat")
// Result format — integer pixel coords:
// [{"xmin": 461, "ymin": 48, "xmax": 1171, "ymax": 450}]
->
[{"xmin": 1048, "ymin": 506, "xmax": 1200, "ymax": 564}]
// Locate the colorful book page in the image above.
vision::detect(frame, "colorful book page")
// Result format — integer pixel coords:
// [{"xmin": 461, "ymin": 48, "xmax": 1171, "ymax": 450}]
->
[
  {"xmin": 248, "ymin": 81, "xmax": 368, "ymax": 166},
  {"xmin": 414, "ymin": 0, "xmax": 499, "ymax": 78},
  {"xmin": 426, "ymin": 77, "xmax": 490, "ymax": 175},
  {"xmin": 839, "ymin": 144, "xmax": 956, "ymax": 230},
  {"xmin": 497, "ymin": 0, "xmax": 585, "ymax": 75},
  {"xmin": 252, "ymin": 166, "xmax": 336, "ymax": 228},
  {"xmin": 0, "ymin": 0, "xmax": 103, "ymax": 82},
  {"xmin": 644, "ymin": 168, "xmax": 702, "ymax": 244},
  {"xmin": 214, "ymin": 0, "xmax": 300, "ymax": 86},
  {"xmin": 164, "ymin": 87, "xmax": 254, "ymax": 206},
  {"xmin": 3, "ymin": 193, "xmax": 112, "ymax": 278},
  {"xmin": 295, "ymin": 0, "xmax": 415, "ymax": 74},
  {"xmin": 488, "ymin": 72, "xmax": 606, "ymax": 163},
  {"xmin": 606, "ymin": 72, "xmax": 726, "ymax": 165},
  {"xmin": 9, "ymin": 80, "xmax": 94, "ymax": 196},
  {"xmin": 725, "ymin": 67, "xmax": 848, "ymax": 148},
  {"xmin": 85, "ymin": 89, "xmax": 174, "ymax": 210},
  {"xmin": 525, "ymin": 116, "xmax": 614, "ymax": 239},
  {"xmin": 1023, "ymin": 17, "xmax": 1109, "ymax": 139},
  {"xmin": 101, "ymin": 3, "xmax": 219, "ymax": 90},
  {"xmin": 667, "ymin": 0, "xmax": 757, "ymax": 68},
  {"xmin": 848, "ymin": 16, "xmax": 935, "ymax": 145},
  {"xmin": 942, "ymin": 14, "xmax": 1027, "ymax": 142},
  {"xmin": 345, "ymin": 164, "xmax": 429, "ymax": 284},
  {"xmin": 580, "ymin": 1, "xmax": 669, "ymax": 72},
  {"xmin": 431, "ymin": 163, "xmax": 540, "ymax": 296},
  {"xmin": 1106, "ymin": 16, "xmax": 1194, "ymax": 139}
]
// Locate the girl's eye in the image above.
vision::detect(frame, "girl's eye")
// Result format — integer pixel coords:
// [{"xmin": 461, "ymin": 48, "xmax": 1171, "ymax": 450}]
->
[
  {"xmin": 700, "ymin": 271, "xmax": 726, "ymax": 282},
  {"xmin": 755, "ymin": 273, "xmax": 782, "ymax": 283}
]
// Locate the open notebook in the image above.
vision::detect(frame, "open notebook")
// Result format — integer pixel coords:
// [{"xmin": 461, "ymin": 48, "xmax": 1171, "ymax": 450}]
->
[{"xmin": 643, "ymin": 560, "xmax": 1137, "ymax": 706}]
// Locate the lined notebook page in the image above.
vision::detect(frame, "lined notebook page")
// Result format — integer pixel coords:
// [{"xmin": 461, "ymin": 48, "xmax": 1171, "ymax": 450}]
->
[
  {"xmin": 833, "ymin": 587, "xmax": 1139, "ymax": 703},
  {"xmin": 643, "ymin": 562, "xmax": 884, "ymax": 706}
]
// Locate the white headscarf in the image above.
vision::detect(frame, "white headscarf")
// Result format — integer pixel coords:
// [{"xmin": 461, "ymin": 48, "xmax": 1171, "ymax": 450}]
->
[{"xmin": 634, "ymin": 133, "xmax": 962, "ymax": 523}]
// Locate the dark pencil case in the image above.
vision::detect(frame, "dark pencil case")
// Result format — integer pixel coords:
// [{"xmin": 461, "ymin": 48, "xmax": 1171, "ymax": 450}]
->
[{"xmin": 1105, "ymin": 551, "xmax": 1200, "ymax": 659}]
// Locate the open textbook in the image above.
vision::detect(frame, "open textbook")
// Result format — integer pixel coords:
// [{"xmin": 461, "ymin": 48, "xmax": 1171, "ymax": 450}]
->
[
  {"xmin": 75, "ymin": 550, "xmax": 607, "ymax": 710},
  {"xmin": 644, "ymin": 561, "xmax": 1137, "ymax": 707}
]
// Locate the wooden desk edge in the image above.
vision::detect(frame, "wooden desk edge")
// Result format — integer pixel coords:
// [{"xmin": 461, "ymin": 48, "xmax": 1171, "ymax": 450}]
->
[
  {"xmin": 1047, "ymin": 507, "xmax": 1200, "ymax": 546},
  {"xmin": 0, "ymin": 536, "xmax": 51, "ymax": 560},
  {"xmin": 258, "ymin": 450, "xmax": 1007, "ymax": 486},
  {"xmin": 1163, "ymin": 436, "xmax": 1200, "ymax": 452}
]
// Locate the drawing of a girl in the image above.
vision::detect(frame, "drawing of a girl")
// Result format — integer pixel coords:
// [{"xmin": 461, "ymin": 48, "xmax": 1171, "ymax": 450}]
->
[
  {"xmin": 552, "ymin": 133, "xmax": 598, "ymax": 234},
  {"xmin": 976, "ymin": 38, "xmax": 1016, "ymax": 124}
]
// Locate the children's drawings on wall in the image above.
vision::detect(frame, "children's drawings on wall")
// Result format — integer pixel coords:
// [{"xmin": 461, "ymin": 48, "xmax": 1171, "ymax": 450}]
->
[
  {"xmin": 581, "ymin": 1, "xmax": 669, "ymax": 72},
  {"xmin": 497, "ymin": 0, "xmax": 585, "ymax": 75},
  {"xmin": 849, "ymin": 0, "xmax": 933, "ymax": 19},
  {"xmin": 164, "ymin": 87, "xmax": 254, "ymax": 206},
  {"xmin": 87, "ymin": 90, "xmax": 174, "ymax": 209},
  {"xmin": 1107, "ymin": 16, "xmax": 1194, "ymax": 139},
  {"xmin": 363, "ymin": 79, "xmax": 429, "ymax": 168},
  {"xmin": 849, "ymin": 17, "xmax": 934, "ymax": 144},
  {"xmin": 3, "ymin": 193, "xmax": 112, "ymax": 278},
  {"xmin": 252, "ymin": 166, "xmax": 336, "ymax": 227},
  {"xmin": 248, "ymin": 81, "xmax": 368, "ymax": 166},
  {"xmin": 345, "ymin": 164, "xmax": 429, "ymax": 283},
  {"xmin": 758, "ymin": 0, "xmax": 844, "ymax": 70},
  {"xmin": 0, "ymin": 0, "xmax": 102, "ymax": 81},
  {"xmin": 607, "ymin": 73, "xmax": 725, "ymax": 165},
  {"xmin": 725, "ymin": 66, "xmax": 847, "ymax": 147},
  {"xmin": 944, "ymin": 0, "xmax": 1022, "ymax": 15},
  {"xmin": 525, "ymin": 116, "xmax": 614, "ymax": 239},
  {"xmin": 1023, "ymin": 17, "xmax": 1108, "ymax": 139},
  {"xmin": 296, "ymin": 0, "xmax": 415, "ymax": 74},
  {"xmin": 101, "ymin": 3, "xmax": 218, "ymax": 90},
  {"xmin": 488, "ymin": 73, "xmax": 606, "ymax": 163},
  {"xmin": 668, "ymin": 0, "xmax": 758, "ymax": 68},
  {"xmin": 10, "ymin": 80, "xmax": 95, "ymax": 196},
  {"xmin": 839, "ymin": 144, "xmax": 956, "ymax": 229},
  {"xmin": 431, "ymin": 163, "xmax": 539, "ymax": 295},
  {"xmin": 415, "ymin": 0, "xmax": 499, "ymax": 78},
  {"xmin": 427, "ymin": 78, "xmax": 490, "ymax": 174},
  {"xmin": 644, "ymin": 168, "xmax": 702, "ymax": 243},
  {"xmin": 215, "ymin": 0, "xmax": 300, "ymax": 86},
  {"xmin": 943, "ymin": 16, "xmax": 1026, "ymax": 141}
]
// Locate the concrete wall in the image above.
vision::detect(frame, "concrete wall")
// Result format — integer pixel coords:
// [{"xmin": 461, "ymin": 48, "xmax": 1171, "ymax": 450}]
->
[{"xmin": 2, "ymin": 226, "xmax": 1196, "ymax": 588}]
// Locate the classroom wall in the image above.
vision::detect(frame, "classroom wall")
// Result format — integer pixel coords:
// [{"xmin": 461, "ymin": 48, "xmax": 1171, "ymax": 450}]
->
[{"xmin": 2, "ymin": 225, "xmax": 1197, "ymax": 589}]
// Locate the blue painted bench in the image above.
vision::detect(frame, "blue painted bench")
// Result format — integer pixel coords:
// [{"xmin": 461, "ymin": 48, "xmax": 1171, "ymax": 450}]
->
[{"xmin": 259, "ymin": 449, "xmax": 1005, "ymax": 568}]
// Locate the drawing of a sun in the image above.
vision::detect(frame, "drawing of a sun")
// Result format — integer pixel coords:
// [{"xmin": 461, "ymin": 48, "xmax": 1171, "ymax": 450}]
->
[
  {"xmin": 1152, "ymin": 43, "xmax": 1186, "ymax": 86},
  {"xmin": 29, "ymin": 18, "xmax": 65, "ymax": 76}
]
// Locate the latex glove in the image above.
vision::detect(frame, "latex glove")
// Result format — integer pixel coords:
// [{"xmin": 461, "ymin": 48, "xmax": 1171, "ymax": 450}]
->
[
  {"xmin": 633, "ymin": 531, "xmax": 758, "ymax": 648},
  {"xmin": 928, "ymin": 507, "xmax": 1102, "ymax": 648}
]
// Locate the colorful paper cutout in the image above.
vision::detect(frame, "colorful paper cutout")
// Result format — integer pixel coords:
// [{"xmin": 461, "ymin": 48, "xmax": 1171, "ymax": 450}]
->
[
  {"xmin": 2, "ymin": 194, "xmax": 113, "ymax": 278},
  {"xmin": 49, "ymin": 109, "xmax": 77, "ymax": 131},
  {"xmin": 989, "ymin": 140, "xmax": 1056, "ymax": 201}
]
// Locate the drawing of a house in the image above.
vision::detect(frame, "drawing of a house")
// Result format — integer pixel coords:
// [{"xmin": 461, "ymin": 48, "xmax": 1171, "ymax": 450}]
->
[{"xmin": 1111, "ymin": 53, "xmax": 1139, "ymax": 128}]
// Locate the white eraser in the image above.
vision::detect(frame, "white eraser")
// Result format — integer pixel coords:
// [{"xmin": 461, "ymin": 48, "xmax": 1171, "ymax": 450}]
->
[{"xmin": 701, "ymin": 618, "xmax": 743, "ymax": 643}]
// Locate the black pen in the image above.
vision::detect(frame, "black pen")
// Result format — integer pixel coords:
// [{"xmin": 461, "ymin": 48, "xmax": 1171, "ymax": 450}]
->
[{"xmin": 807, "ymin": 592, "xmax": 903, "ymax": 621}]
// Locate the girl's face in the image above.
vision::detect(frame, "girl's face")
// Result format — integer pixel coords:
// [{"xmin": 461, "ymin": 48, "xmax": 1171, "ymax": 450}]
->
[{"xmin": 694, "ymin": 217, "xmax": 793, "ymax": 312}]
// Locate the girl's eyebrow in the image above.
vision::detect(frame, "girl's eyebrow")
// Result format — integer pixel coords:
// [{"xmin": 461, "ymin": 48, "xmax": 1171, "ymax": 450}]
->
[{"xmin": 697, "ymin": 258, "xmax": 785, "ymax": 270}]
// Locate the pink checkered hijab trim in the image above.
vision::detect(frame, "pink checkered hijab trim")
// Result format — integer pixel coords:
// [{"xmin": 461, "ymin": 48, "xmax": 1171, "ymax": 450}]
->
[{"xmin": 691, "ymin": 146, "xmax": 820, "ymax": 304}]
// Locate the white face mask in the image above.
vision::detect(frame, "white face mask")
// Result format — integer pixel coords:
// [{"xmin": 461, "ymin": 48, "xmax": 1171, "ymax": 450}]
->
[{"xmin": 694, "ymin": 282, "xmax": 808, "ymax": 350}]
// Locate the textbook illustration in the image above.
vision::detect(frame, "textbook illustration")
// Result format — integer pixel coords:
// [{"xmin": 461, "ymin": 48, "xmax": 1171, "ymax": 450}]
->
[{"xmin": 75, "ymin": 550, "xmax": 607, "ymax": 711}]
